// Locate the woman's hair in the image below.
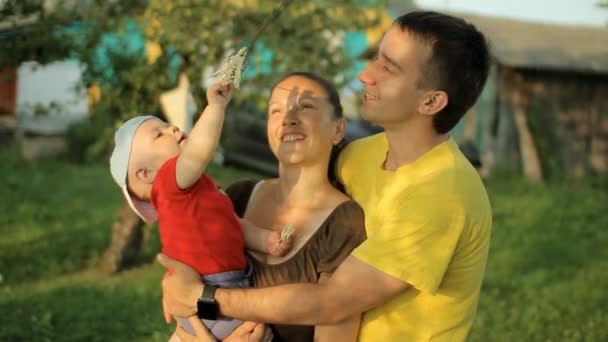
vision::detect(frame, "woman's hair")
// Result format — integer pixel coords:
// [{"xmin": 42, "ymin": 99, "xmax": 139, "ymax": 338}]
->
[
  {"xmin": 270, "ymin": 71, "xmax": 343, "ymax": 119},
  {"xmin": 269, "ymin": 71, "xmax": 349, "ymax": 193}
]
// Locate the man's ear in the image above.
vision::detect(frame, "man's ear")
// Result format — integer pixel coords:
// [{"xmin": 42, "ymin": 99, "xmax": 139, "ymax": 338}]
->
[
  {"xmin": 418, "ymin": 90, "xmax": 448, "ymax": 116},
  {"xmin": 135, "ymin": 168, "xmax": 156, "ymax": 184},
  {"xmin": 333, "ymin": 118, "xmax": 346, "ymax": 145}
]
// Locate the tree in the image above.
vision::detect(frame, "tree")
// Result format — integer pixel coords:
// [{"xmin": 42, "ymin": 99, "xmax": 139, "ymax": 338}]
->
[
  {"xmin": 3, "ymin": 0, "xmax": 389, "ymax": 158},
  {"xmin": 1, "ymin": 0, "xmax": 389, "ymax": 273}
]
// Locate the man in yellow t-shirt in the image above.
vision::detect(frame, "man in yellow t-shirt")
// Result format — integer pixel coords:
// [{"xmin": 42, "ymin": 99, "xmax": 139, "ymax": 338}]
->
[
  {"xmin": 337, "ymin": 133, "xmax": 491, "ymax": 341},
  {"xmin": 159, "ymin": 11, "xmax": 493, "ymax": 342}
]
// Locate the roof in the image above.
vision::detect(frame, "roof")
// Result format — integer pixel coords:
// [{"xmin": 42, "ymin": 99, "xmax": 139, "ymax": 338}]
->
[
  {"xmin": 454, "ymin": 12, "xmax": 608, "ymax": 75},
  {"xmin": 361, "ymin": 8, "xmax": 608, "ymax": 75}
]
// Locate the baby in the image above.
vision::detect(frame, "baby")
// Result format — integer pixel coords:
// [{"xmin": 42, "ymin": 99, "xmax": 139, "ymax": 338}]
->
[{"xmin": 109, "ymin": 80, "xmax": 290, "ymax": 339}]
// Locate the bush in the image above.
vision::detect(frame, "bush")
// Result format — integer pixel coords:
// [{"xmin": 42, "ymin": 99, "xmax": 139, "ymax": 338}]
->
[{"xmin": 64, "ymin": 118, "xmax": 99, "ymax": 163}]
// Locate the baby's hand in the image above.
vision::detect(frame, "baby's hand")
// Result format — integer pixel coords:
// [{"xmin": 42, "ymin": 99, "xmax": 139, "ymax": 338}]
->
[
  {"xmin": 266, "ymin": 231, "xmax": 293, "ymax": 257},
  {"xmin": 206, "ymin": 80, "xmax": 233, "ymax": 108}
]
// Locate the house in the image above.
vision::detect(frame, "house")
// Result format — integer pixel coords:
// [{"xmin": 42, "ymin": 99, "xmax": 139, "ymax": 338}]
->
[
  {"xmin": 0, "ymin": 66, "xmax": 16, "ymax": 116},
  {"xmin": 0, "ymin": 13, "xmax": 146, "ymax": 159},
  {"xmin": 457, "ymin": 13, "xmax": 608, "ymax": 180},
  {"xmin": 0, "ymin": 16, "xmax": 90, "ymax": 159}
]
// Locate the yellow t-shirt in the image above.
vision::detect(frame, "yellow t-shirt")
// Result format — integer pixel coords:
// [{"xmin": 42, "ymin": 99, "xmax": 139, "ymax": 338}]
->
[{"xmin": 338, "ymin": 133, "xmax": 492, "ymax": 342}]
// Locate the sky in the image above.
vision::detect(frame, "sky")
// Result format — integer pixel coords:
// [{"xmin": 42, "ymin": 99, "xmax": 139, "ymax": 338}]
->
[{"xmin": 415, "ymin": 0, "xmax": 608, "ymax": 27}]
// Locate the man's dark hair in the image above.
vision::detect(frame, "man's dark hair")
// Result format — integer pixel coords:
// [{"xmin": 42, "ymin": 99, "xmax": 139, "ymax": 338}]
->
[
  {"xmin": 269, "ymin": 71, "xmax": 349, "ymax": 192},
  {"xmin": 394, "ymin": 11, "xmax": 491, "ymax": 134}
]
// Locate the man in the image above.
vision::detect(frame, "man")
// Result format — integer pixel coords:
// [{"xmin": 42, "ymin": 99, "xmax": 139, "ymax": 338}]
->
[{"xmin": 160, "ymin": 11, "xmax": 492, "ymax": 341}]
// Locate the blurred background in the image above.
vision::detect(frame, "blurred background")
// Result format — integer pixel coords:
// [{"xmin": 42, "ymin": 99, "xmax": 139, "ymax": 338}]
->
[{"xmin": 0, "ymin": 0, "xmax": 607, "ymax": 341}]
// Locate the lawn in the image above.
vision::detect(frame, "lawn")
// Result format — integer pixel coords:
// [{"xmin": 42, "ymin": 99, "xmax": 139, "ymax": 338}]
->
[{"xmin": 1, "ymin": 146, "xmax": 607, "ymax": 341}]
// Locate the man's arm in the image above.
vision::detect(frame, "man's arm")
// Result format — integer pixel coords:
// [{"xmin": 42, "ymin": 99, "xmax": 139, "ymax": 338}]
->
[
  {"xmin": 158, "ymin": 253, "xmax": 410, "ymax": 325},
  {"xmin": 217, "ymin": 255, "xmax": 409, "ymax": 324},
  {"xmin": 176, "ymin": 82, "xmax": 232, "ymax": 189},
  {"xmin": 313, "ymin": 272, "xmax": 361, "ymax": 342}
]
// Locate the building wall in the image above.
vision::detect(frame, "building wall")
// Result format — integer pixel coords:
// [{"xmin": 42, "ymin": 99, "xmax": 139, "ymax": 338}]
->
[
  {"xmin": 455, "ymin": 66, "xmax": 499, "ymax": 148},
  {"xmin": 492, "ymin": 66, "xmax": 608, "ymax": 178},
  {"xmin": 16, "ymin": 61, "xmax": 88, "ymax": 135},
  {"xmin": 0, "ymin": 67, "xmax": 16, "ymax": 115},
  {"xmin": 454, "ymin": 66, "xmax": 521, "ymax": 176}
]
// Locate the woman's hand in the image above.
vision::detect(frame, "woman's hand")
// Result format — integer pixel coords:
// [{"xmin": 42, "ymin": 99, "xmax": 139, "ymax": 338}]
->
[
  {"xmin": 158, "ymin": 254, "xmax": 204, "ymax": 318},
  {"xmin": 175, "ymin": 316, "xmax": 271, "ymax": 342}
]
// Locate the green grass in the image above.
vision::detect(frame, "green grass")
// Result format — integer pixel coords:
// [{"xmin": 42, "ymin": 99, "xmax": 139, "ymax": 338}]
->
[
  {"xmin": 1, "ymin": 146, "xmax": 607, "ymax": 341},
  {"xmin": 469, "ymin": 177, "xmax": 608, "ymax": 341},
  {"xmin": 0, "ymin": 147, "xmax": 262, "ymax": 341}
]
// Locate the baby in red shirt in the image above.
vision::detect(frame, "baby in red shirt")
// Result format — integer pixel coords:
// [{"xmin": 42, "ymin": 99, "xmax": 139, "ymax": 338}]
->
[{"xmin": 109, "ymin": 80, "xmax": 290, "ymax": 339}]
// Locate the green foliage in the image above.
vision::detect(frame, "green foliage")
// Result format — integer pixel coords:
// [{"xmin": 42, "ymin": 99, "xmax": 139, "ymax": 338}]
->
[
  {"xmin": 70, "ymin": 48, "xmax": 178, "ymax": 161},
  {"xmin": 1, "ymin": 148, "xmax": 607, "ymax": 340},
  {"xmin": 142, "ymin": 0, "xmax": 385, "ymax": 89},
  {"xmin": 0, "ymin": 0, "xmax": 72, "ymax": 66},
  {"xmin": 2, "ymin": 0, "xmax": 388, "ymax": 161},
  {"xmin": 64, "ymin": 115, "xmax": 107, "ymax": 163}
]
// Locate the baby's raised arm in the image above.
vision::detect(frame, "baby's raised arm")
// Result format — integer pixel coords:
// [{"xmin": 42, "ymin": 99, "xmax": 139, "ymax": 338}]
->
[{"xmin": 175, "ymin": 81, "xmax": 232, "ymax": 189}]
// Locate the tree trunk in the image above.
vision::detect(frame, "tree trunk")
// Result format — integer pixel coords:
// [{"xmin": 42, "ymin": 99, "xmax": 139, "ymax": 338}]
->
[
  {"xmin": 480, "ymin": 67, "xmax": 501, "ymax": 178},
  {"xmin": 512, "ymin": 89, "xmax": 544, "ymax": 183},
  {"xmin": 589, "ymin": 89, "xmax": 606, "ymax": 173},
  {"xmin": 99, "ymin": 200, "xmax": 144, "ymax": 274},
  {"xmin": 462, "ymin": 108, "xmax": 477, "ymax": 141}
]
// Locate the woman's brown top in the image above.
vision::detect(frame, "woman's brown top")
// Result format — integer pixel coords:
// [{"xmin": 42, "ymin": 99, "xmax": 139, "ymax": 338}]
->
[{"xmin": 226, "ymin": 179, "xmax": 367, "ymax": 342}]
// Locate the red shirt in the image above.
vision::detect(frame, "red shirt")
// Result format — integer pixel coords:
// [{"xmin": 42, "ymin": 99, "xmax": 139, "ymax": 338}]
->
[{"xmin": 151, "ymin": 157, "xmax": 246, "ymax": 275}]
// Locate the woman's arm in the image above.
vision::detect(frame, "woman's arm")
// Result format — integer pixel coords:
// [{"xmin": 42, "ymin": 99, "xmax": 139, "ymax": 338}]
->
[{"xmin": 313, "ymin": 272, "xmax": 361, "ymax": 342}]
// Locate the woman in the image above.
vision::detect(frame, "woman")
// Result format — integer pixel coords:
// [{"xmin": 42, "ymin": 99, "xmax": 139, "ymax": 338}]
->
[{"xmin": 169, "ymin": 71, "xmax": 366, "ymax": 342}]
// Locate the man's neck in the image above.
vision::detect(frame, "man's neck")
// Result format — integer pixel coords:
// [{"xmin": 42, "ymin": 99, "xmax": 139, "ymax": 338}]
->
[{"xmin": 383, "ymin": 123, "xmax": 449, "ymax": 171}]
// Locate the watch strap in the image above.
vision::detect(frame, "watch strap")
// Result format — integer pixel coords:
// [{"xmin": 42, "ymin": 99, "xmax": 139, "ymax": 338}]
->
[
  {"xmin": 200, "ymin": 284, "xmax": 218, "ymax": 302},
  {"xmin": 197, "ymin": 284, "xmax": 219, "ymax": 320}
]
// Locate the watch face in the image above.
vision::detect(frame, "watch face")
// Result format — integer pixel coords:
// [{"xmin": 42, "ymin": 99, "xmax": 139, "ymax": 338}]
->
[{"xmin": 197, "ymin": 299, "xmax": 219, "ymax": 320}]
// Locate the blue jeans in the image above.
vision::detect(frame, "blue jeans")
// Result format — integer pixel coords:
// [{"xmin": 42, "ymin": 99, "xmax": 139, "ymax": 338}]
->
[{"xmin": 179, "ymin": 264, "xmax": 253, "ymax": 340}]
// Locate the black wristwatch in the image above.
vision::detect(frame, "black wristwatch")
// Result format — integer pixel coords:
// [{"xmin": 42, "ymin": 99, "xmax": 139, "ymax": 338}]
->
[{"xmin": 197, "ymin": 284, "xmax": 219, "ymax": 320}]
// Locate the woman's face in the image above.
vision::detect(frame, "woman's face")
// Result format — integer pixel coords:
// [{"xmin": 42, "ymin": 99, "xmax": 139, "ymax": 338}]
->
[{"xmin": 267, "ymin": 76, "xmax": 344, "ymax": 167}]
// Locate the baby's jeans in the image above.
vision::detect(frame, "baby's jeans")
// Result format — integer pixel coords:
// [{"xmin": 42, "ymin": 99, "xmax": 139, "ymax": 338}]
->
[{"xmin": 178, "ymin": 265, "xmax": 253, "ymax": 340}]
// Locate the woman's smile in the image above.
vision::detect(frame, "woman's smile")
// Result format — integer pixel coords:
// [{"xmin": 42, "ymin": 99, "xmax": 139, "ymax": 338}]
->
[{"xmin": 281, "ymin": 133, "xmax": 306, "ymax": 142}]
